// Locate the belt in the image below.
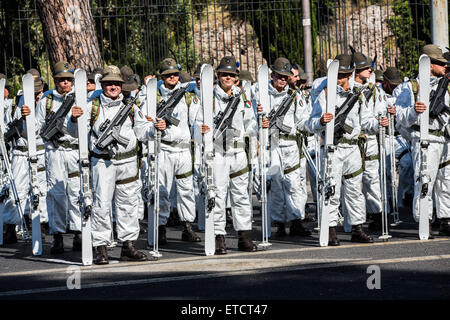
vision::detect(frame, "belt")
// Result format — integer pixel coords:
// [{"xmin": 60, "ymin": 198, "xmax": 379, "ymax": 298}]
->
[
  {"xmin": 90, "ymin": 149, "xmax": 137, "ymax": 161},
  {"xmin": 56, "ymin": 141, "xmax": 79, "ymax": 150},
  {"xmin": 13, "ymin": 145, "xmax": 45, "ymax": 152},
  {"xmin": 344, "ymin": 167, "xmax": 363, "ymax": 179},
  {"xmin": 364, "ymin": 154, "xmax": 380, "ymax": 161},
  {"xmin": 218, "ymin": 141, "xmax": 246, "ymax": 150},
  {"xmin": 229, "ymin": 165, "xmax": 250, "ymax": 179},
  {"xmin": 411, "ymin": 125, "xmax": 446, "ymax": 137},
  {"xmin": 176, "ymin": 171, "xmax": 193, "ymax": 179},
  {"xmin": 337, "ymin": 137, "xmax": 359, "ymax": 145},
  {"xmin": 161, "ymin": 140, "xmax": 191, "ymax": 149},
  {"xmin": 279, "ymin": 133, "xmax": 297, "ymax": 141},
  {"xmin": 284, "ymin": 162, "xmax": 300, "ymax": 175}
]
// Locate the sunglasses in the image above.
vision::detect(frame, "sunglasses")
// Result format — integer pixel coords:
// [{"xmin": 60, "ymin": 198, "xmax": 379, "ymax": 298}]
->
[
  {"xmin": 103, "ymin": 81, "xmax": 122, "ymax": 87},
  {"xmin": 219, "ymin": 73, "xmax": 236, "ymax": 78}
]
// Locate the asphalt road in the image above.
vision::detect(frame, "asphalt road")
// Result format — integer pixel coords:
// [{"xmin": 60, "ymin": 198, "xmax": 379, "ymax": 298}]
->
[{"xmin": 1, "ymin": 204, "xmax": 449, "ymax": 309}]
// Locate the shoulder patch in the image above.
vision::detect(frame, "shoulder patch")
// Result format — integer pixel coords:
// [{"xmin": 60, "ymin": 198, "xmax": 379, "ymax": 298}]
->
[
  {"xmin": 193, "ymin": 96, "xmax": 198, "ymax": 104},
  {"xmin": 244, "ymin": 101, "xmax": 251, "ymax": 108}
]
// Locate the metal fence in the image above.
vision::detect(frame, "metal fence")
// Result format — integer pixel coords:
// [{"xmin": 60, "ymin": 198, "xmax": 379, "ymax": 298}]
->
[{"xmin": 0, "ymin": 0, "xmax": 435, "ymax": 93}]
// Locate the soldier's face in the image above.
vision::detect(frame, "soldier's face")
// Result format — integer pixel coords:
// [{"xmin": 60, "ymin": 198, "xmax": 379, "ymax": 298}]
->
[
  {"xmin": 218, "ymin": 72, "xmax": 236, "ymax": 89},
  {"xmin": 87, "ymin": 80, "xmax": 96, "ymax": 92},
  {"xmin": 357, "ymin": 67, "xmax": 372, "ymax": 81},
  {"xmin": 195, "ymin": 78, "xmax": 200, "ymax": 89},
  {"xmin": 162, "ymin": 73, "xmax": 179, "ymax": 87},
  {"xmin": 4, "ymin": 88, "xmax": 9, "ymax": 99},
  {"xmin": 288, "ymin": 69, "xmax": 299, "ymax": 87},
  {"xmin": 272, "ymin": 72, "xmax": 288, "ymax": 91},
  {"xmin": 337, "ymin": 72, "xmax": 352, "ymax": 88},
  {"xmin": 55, "ymin": 77, "xmax": 73, "ymax": 94},
  {"xmin": 431, "ymin": 62, "xmax": 446, "ymax": 77},
  {"xmin": 102, "ymin": 81, "xmax": 122, "ymax": 99}
]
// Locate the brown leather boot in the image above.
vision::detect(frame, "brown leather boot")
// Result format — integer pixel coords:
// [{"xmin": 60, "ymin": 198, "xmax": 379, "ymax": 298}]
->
[
  {"xmin": 328, "ymin": 226, "xmax": 340, "ymax": 246},
  {"xmin": 181, "ymin": 222, "xmax": 201, "ymax": 242},
  {"xmin": 368, "ymin": 213, "xmax": 382, "ymax": 231},
  {"xmin": 215, "ymin": 235, "xmax": 227, "ymax": 255},
  {"xmin": 439, "ymin": 218, "xmax": 450, "ymax": 236},
  {"xmin": 289, "ymin": 219, "xmax": 312, "ymax": 236},
  {"xmin": 3, "ymin": 224, "xmax": 18, "ymax": 244},
  {"xmin": 351, "ymin": 224, "xmax": 374, "ymax": 243},
  {"xmin": 158, "ymin": 225, "xmax": 167, "ymax": 245},
  {"xmin": 120, "ymin": 241, "xmax": 148, "ymax": 261},
  {"xmin": 237, "ymin": 231, "xmax": 257, "ymax": 252},
  {"xmin": 275, "ymin": 222, "xmax": 287, "ymax": 237},
  {"xmin": 72, "ymin": 231, "xmax": 82, "ymax": 251},
  {"xmin": 94, "ymin": 245, "xmax": 109, "ymax": 265},
  {"xmin": 50, "ymin": 233, "xmax": 64, "ymax": 254}
]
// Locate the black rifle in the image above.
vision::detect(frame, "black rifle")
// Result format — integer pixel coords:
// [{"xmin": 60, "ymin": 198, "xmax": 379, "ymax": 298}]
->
[
  {"xmin": 94, "ymin": 96, "xmax": 137, "ymax": 157},
  {"xmin": 213, "ymin": 93, "xmax": 241, "ymax": 141},
  {"xmin": 333, "ymin": 85, "xmax": 366, "ymax": 145},
  {"xmin": 267, "ymin": 89, "xmax": 296, "ymax": 134},
  {"xmin": 4, "ymin": 118, "xmax": 23, "ymax": 143},
  {"xmin": 429, "ymin": 73, "xmax": 450, "ymax": 118},
  {"xmin": 429, "ymin": 73, "xmax": 450, "ymax": 138},
  {"xmin": 156, "ymin": 86, "xmax": 187, "ymax": 130},
  {"xmin": 40, "ymin": 93, "xmax": 75, "ymax": 147}
]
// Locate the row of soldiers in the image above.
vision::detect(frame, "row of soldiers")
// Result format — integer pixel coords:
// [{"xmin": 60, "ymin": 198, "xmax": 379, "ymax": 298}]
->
[{"xmin": 1, "ymin": 43, "xmax": 449, "ymax": 265}]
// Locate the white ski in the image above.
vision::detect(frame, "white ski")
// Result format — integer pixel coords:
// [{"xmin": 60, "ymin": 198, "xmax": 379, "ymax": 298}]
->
[
  {"xmin": 418, "ymin": 54, "xmax": 431, "ymax": 240},
  {"xmin": 257, "ymin": 64, "xmax": 271, "ymax": 249},
  {"xmin": 378, "ymin": 111, "xmax": 391, "ymax": 241},
  {"xmin": 200, "ymin": 63, "xmax": 215, "ymax": 256},
  {"xmin": 0, "ymin": 78, "xmax": 4, "ymax": 246},
  {"xmin": 74, "ymin": 69, "xmax": 93, "ymax": 265},
  {"xmin": 319, "ymin": 59, "xmax": 339, "ymax": 247},
  {"xmin": 146, "ymin": 77, "xmax": 162, "ymax": 259},
  {"xmin": 23, "ymin": 73, "xmax": 42, "ymax": 255},
  {"xmin": 95, "ymin": 73, "xmax": 102, "ymax": 91}
]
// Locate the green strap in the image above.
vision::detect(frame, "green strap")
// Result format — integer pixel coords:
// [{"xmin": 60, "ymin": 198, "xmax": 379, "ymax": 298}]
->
[
  {"xmin": 58, "ymin": 141, "xmax": 79, "ymax": 150},
  {"xmin": 45, "ymin": 94, "xmax": 53, "ymax": 114},
  {"xmin": 284, "ymin": 162, "xmax": 300, "ymax": 175},
  {"xmin": 337, "ymin": 137, "xmax": 359, "ymax": 145},
  {"xmin": 229, "ymin": 165, "xmax": 250, "ymax": 179},
  {"xmin": 439, "ymin": 159, "xmax": 450, "ymax": 169},
  {"xmin": 279, "ymin": 133, "xmax": 297, "ymax": 141},
  {"xmin": 13, "ymin": 145, "xmax": 45, "ymax": 152},
  {"xmin": 364, "ymin": 154, "xmax": 380, "ymax": 161},
  {"xmin": 176, "ymin": 170, "xmax": 193, "ymax": 180},
  {"xmin": 90, "ymin": 98, "xmax": 100, "ymax": 127},
  {"xmin": 90, "ymin": 149, "xmax": 137, "ymax": 161},
  {"xmin": 343, "ymin": 167, "xmax": 363, "ymax": 179},
  {"xmin": 68, "ymin": 172, "xmax": 80, "ymax": 179},
  {"xmin": 116, "ymin": 174, "xmax": 139, "ymax": 185}
]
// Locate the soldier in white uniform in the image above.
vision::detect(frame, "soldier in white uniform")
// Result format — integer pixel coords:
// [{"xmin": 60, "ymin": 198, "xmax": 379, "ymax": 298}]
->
[
  {"xmin": 69, "ymin": 65, "xmax": 149, "ymax": 264},
  {"xmin": 22, "ymin": 62, "xmax": 82, "ymax": 254},
  {"xmin": 307, "ymin": 54, "xmax": 374, "ymax": 245},
  {"xmin": 2, "ymin": 70, "xmax": 48, "ymax": 244},
  {"xmin": 195, "ymin": 56, "xmax": 259, "ymax": 254},
  {"xmin": 393, "ymin": 44, "xmax": 450, "ymax": 237},
  {"xmin": 257, "ymin": 58, "xmax": 311, "ymax": 237}
]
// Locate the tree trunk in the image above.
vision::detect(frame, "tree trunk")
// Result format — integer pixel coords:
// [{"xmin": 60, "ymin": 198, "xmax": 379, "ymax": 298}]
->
[{"xmin": 36, "ymin": 0, "xmax": 102, "ymax": 72}]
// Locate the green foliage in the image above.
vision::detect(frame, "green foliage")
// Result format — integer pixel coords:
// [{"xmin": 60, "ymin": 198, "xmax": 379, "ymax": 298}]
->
[{"xmin": 388, "ymin": 0, "xmax": 430, "ymax": 79}]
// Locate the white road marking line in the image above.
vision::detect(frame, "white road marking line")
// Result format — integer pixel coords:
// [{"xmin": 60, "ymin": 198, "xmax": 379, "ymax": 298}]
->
[{"xmin": 0, "ymin": 254, "xmax": 449, "ymax": 297}]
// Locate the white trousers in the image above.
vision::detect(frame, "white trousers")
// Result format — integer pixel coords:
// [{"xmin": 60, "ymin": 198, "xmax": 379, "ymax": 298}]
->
[
  {"xmin": 91, "ymin": 157, "xmax": 140, "ymax": 247},
  {"xmin": 212, "ymin": 149, "xmax": 252, "ymax": 235},
  {"xmin": 322, "ymin": 145, "xmax": 366, "ymax": 227},
  {"xmin": 155, "ymin": 149, "xmax": 196, "ymax": 226},
  {"xmin": 45, "ymin": 147, "xmax": 81, "ymax": 234},
  {"xmin": 2, "ymin": 150, "xmax": 47, "ymax": 225},
  {"xmin": 269, "ymin": 144, "xmax": 306, "ymax": 223},
  {"xmin": 411, "ymin": 139, "xmax": 450, "ymax": 221},
  {"xmin": 362, "ymin": 137, "xmax": 382, "ymax": 214}
]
